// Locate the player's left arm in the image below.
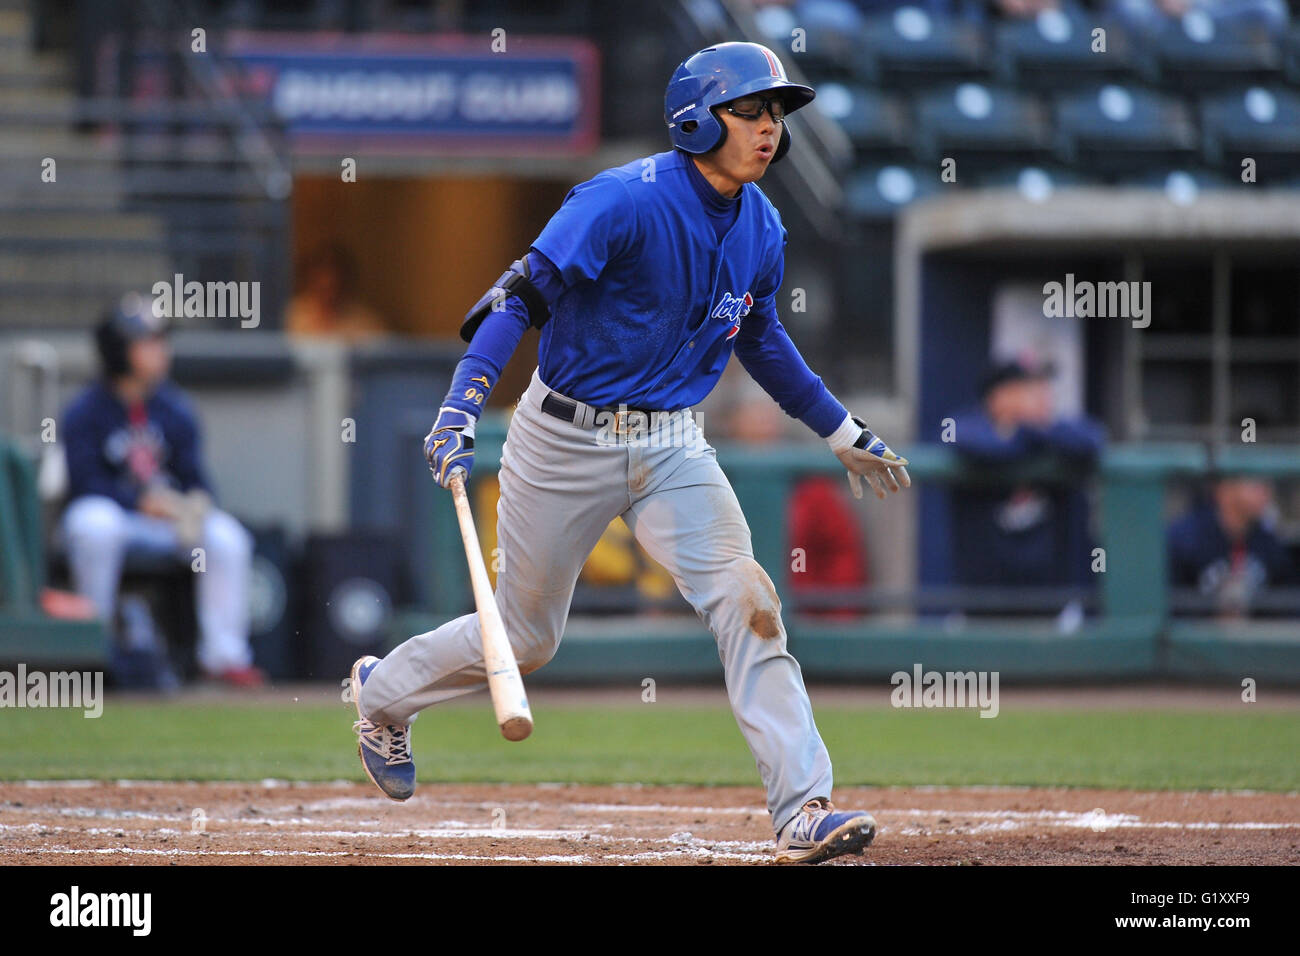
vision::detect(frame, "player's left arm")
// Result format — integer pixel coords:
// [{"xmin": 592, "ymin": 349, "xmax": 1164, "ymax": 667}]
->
[{"xmin": 733, "ymin": 258, "xmax": 910, "ymax": 501}]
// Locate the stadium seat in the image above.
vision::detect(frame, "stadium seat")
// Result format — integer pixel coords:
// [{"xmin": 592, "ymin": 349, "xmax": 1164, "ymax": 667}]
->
[
  {"xmin": 994, "ymin": 8, "xmax": 1139, "ymax": 90},
  {"xmin": 1147, "ymin": 13, "xmax": 1283, "ymax": 91},
  {"xmin": 811, "ymin": 82, "xmax": 912, "ymax": 161},
  {"xmin": 1287, "ymin": 20, "xmax": 1300, "ymax": 84},
  {"xmin": 0, "ymin": 435, "xmax": 107, "ymax": 666},
  {"xmin": 771, "ymin": 0, "xmax": 868, "ymax": 79},
  {"xmin": 972, "ymin": 164, "xmax": 1091, "ymax": 199},
  {"xmin": 913, "ymin": 82, "xmax": 1051, "ymax": 169},
  {"xmin": 1199, "ymin": 86, "xmax": 1300, "ymax": 179},
  {"xmin": 1118, "ymin": 167, "xmax": 1236, "ymax": 205},
  {"xmin": 1054, "ymin": 84, "xmax": 1198, "ymax": 175},
  {"xmin": 844, "ymin": 163, "xmax": 945, "ymax": 220},
  {"xmin": 860, "ymin": 6, "xmax": 989, "ymax": 89}
]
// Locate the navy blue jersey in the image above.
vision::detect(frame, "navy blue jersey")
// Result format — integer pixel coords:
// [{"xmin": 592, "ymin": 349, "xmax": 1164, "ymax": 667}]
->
[{"xmin": 62, "ymin": 380, "xmax": 211, "ymax": 511}]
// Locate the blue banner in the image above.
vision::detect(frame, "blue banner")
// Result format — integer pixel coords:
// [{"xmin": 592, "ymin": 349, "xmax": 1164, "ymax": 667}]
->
[{"xmin": 224, "ymin": 33, "xmax": 600, "ymax": 153}]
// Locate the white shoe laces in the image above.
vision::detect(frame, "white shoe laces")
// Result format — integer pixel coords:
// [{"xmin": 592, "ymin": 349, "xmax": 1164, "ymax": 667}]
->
[
  {"xmin": 353, "ymin": 718, "xmax": 412, "ymax": 766},
  {"xmin": 783, "ymin": 797, "xmax": 834, "ymax": 844}
]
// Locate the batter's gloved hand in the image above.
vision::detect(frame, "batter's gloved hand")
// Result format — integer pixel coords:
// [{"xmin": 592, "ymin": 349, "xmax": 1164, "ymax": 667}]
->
[
  {"xmin": 829, "ymin": 415, "xmax": 911, "ymax": 500},
  {"xmin": 424, "ymin": 406, "xmax": 476, "ymax": 488}
]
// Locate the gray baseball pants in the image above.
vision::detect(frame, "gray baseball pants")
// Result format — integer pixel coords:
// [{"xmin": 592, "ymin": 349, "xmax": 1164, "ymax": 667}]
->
[{"xmin": 359, "ymin": 368, "xmax": 833, "ymax": 834}]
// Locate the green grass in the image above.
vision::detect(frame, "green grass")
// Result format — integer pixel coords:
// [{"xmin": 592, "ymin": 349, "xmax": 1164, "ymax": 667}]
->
[{"xmin": 2, "ymin": 699, "xmax": 1298, "ymax": 791}]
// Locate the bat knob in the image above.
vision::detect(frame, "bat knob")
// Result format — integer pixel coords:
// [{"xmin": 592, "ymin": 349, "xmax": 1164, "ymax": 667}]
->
[{"xmin": 500, "ymin": 716, "xmax": 533, "ymax": 742}]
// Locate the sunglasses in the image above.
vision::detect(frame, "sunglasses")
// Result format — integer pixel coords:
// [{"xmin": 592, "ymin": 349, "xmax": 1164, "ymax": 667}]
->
[{"xmin": 723, "ymin": 93, "xmax": 786, "ymax": 122}]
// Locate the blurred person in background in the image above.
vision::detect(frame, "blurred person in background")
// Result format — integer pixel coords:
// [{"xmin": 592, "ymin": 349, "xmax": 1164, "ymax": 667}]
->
[
  {"xmin": 59, "ymin": 295, "xmax": 264, "ymax": 687},
  {"xmin": 1168, "ymin": 475, "xmax": 1295, "ymax": 618},
  {"xmin": 1103, "ymin": 0, "xmax": 1288, "ymax": 36},
  {"xmin": 287, "ymin": 243, "xmax": 388, "ymax": 341},
  {"xmin": 948, "ymin": 359, "xmax": 1105, "ymax": 620},
  {"xmin": 726, "ymin": 393, "xmax": 870, "ymax": 617}
]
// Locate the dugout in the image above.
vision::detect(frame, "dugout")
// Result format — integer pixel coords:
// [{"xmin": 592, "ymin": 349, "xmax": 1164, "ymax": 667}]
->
[{"xmin": 897, "ymin": 189, "xmax": 1300, "ymax": 600}]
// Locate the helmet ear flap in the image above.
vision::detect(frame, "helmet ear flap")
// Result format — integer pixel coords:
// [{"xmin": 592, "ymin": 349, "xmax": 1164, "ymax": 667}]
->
[
  {"xmin": 772, "ymin": 123, "xmax": 791, "ymax": 163},
  {"xmin": 710, "ymin": 108, "xmax": 727, "ymax": 153},
  {"xmin": 95, "ymin": 316, "xmax": 129, "ymax": 378},
  {"xmin": 674, "ymin": 108, "xmax": 726, "ymax": 155}
]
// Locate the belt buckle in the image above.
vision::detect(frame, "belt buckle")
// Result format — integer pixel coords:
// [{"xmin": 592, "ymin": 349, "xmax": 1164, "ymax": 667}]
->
[{"xmin": 610, "ymin": 406, "xmax": 649, "ymax": 437}]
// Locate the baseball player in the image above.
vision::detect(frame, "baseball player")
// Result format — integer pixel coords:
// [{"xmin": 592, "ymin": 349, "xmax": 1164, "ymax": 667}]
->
[{"xmin": 348, "ymin": 42, "xmax": 911, "ymax": 864}]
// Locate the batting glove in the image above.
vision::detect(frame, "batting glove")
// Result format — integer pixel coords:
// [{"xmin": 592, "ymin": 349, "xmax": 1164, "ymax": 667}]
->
[
  {"xmin": 827, "ymin": 414, "xmax": 911, "ymax": 500},
  {"xmin": 424, "ymin": 406, "xmax": 477, "ymax": 488}
]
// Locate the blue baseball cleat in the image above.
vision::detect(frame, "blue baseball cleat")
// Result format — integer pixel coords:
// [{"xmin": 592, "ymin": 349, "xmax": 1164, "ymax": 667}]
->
[
  {"xmin": 775, "ymin": 797, "xmax": 877, "ymax": 864},
  {"xmin": 350, "ymin": 656, "xmax": 415, "ymax": 801}
]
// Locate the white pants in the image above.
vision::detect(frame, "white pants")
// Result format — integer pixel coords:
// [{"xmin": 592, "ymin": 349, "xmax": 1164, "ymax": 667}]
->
[
  {"xmin": 60, "ymin": 495, "xmax": 254, "ymax": 673},
  {"xmin": 360, "ymin": 369, "xmax": 833, "ymax": 834}
]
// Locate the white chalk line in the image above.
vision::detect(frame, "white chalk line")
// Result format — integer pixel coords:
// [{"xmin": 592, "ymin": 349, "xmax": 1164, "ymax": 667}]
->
[{"xmin": 5, "ymin": 800, "xmax": 1298, "ymax": 833}]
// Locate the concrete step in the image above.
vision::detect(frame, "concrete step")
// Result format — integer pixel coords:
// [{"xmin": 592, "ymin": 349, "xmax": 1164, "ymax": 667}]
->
[
  {"xmin": 0, "ymin": 187, "xmax": 125, "ymax": 212},
  {"xmin": 0, "ymin": 128, "xmax": 105, "ymax": 157},
  {"xmin": 0, "ymin": 53, "xmax": 72, "ymax": 90},
  {"xmin": 0, "ymin": 87, "xmax": 77, "ymax": 111},
  {"xmin": 0, "ymin": 290, "xmax": 152, "ymax": 327},
  {"xmin": 0, "ymin": 10, "xmax": 30, "ymax": 55},
  {"xmin": 0, "ymin": 251, "xmax": 173, "ymax": 286},
  {"xmin": 0, "ymin": 210, "xmax": 165, "ymax": 240}
]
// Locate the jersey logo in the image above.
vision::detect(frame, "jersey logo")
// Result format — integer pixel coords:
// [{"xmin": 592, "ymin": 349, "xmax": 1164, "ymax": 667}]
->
[
  {"xmin": 713, "ymin": 291, "xmax": 753, "ymax": 341},
  {"xmin": 712, "ymin": 291, "xmax": 753, "ymax": 323}
]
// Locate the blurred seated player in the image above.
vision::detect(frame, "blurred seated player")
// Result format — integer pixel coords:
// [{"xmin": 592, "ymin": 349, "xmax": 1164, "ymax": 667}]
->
[
  {"xmin": 1168, "ymin": 476, "xmax": 1295, "ymax": 618},
  {"xmin": 727, "ymin": 393, "xmax": 869, "ymax": 617},
  {"xmin": 287, "ymin": 243, "xmax": 387, "ymax": 342},
  {"xmin": 948, "ymin": 359, "xmax": 1105, "ymax": 616},
  {"xmin": 59, "ymin": 295, "xmax": 264, "ymax": 686}
]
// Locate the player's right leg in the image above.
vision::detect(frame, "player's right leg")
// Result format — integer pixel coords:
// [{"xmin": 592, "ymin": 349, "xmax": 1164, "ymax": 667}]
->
[{"xmin": 349, "ymin": 370, "xmax": 626, "ymax": 797}]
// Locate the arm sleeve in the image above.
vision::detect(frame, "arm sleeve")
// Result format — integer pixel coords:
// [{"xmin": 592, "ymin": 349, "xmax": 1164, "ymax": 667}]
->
[
  {"xmin": 441, "ymin": 252, "xmax": 567, "ymax": 419},
  {"xmin": 733, "ymin": 252, "xmax": 848, "ymax": 438},
  {"xmin": 168, "ymin": 400, "xmax": 213, "ymax": 496},
  {"xmin": 63, "ymin": 404, "xmax": 139, "ymax": 510},
  {"xmin": 1042, "ymin": 417, "xmax": 1106, "ymax": 459},
  {"xmin": 952, "ymin": 412, "xmax": 1044, "ymax": 462}
]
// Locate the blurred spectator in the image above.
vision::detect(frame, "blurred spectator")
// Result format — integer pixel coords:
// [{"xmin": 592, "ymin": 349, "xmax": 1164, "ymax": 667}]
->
[
  {"xmin": 287, "ymin": 244, "xmax": 387, "ymax": 341},
  {"xmin": 59, "ymin": 295, "xmax": 265, "ymax": 687},
  {"xmin": 992, "ymin": 0, "xmax": 1067, "ymax": 17},
  {"xmin": 1167, "ymin": 476, "xmax": 1295, "ymax": 618},
  {"xmin": 1102, "ymin": 0, "xmax": 1288, "ymax": 37},
  {"xmin": 728, "ymin": 394, "xmax": 870, "ymax": 616},
  {"xmin": 948, "ymin": 359, "xmax": 1105, "ymax": 617}
]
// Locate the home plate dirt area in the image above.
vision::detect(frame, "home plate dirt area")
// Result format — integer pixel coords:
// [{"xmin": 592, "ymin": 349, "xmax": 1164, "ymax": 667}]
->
[{"xmin": 2, "ymin": 782, "xmax": 1298, "ymax": 865}]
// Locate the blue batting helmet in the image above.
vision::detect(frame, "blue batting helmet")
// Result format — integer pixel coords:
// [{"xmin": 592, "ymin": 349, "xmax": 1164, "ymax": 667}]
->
[{"xmin": 664, "ymin": 41, "xmax": 815, "ymax": 163}]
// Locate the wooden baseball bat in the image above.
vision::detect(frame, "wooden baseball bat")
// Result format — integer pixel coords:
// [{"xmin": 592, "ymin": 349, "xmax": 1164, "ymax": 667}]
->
[{"xmin": 448, "ymin": 470, "xmax": 533, "ymax": 741}]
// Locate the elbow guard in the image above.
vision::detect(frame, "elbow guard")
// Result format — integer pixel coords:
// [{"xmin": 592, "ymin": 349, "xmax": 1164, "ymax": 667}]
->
[{"xmin": 460, "ymin": 254, "xmax": 551, "ymax": 343}]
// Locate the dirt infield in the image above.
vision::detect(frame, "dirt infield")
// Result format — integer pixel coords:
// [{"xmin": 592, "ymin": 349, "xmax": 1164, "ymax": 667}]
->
[{"xmin": 2, "ymin": 781, "xmax": 1297, "ymax": 865}]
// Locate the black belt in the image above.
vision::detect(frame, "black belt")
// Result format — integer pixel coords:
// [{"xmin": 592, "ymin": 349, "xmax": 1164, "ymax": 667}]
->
[{"xmin": 540, "ymin": 391, "xmax": 664, "ymax": 431}]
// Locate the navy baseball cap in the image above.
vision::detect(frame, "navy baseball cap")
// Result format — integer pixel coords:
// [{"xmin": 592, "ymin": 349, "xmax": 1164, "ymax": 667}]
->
[{"xmin": 979, "ymin": 359, "xmax": 1054, "ymax": 399}]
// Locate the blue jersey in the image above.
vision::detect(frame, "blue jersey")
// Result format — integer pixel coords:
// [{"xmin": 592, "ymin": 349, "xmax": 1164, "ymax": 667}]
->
[
  {"xmin": 531, "ymin": 150, "xmax": 784, "ymax": 410},
  {"xmin": 445, "ymin": 150, "xmax": 847, "ymax": 437}
]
